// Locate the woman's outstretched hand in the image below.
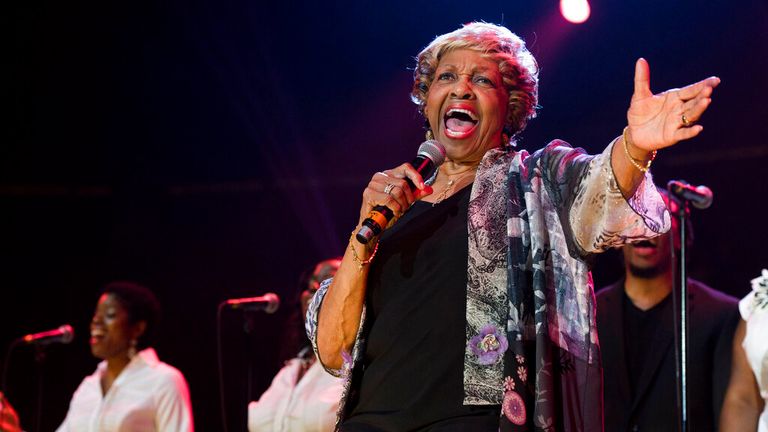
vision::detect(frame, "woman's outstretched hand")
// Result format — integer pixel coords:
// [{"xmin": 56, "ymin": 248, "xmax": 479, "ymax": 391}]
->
[{"xmin": 626, "ymin": 58, "xmax": 720, "ymax": 152}]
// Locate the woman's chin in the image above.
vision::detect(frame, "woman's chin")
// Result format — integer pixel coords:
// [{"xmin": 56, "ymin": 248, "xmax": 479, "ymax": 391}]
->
[
  {"xmin": 90, "ymin": 346, "xmax": 106, "ymax": 359},
  {"xmin": 89, "ymin": 341, "xmax": 111, "ymax": 360}
]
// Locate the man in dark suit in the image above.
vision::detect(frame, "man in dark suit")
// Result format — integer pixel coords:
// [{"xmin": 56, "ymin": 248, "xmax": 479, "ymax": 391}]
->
[{"xmin": 597, "ymin": 192, "xmax": 739, "ymax": 431}]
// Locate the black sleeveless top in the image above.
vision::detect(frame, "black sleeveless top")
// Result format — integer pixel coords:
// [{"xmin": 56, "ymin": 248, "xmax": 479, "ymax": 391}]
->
[{"xmin": 342, "ymin": 185, "xmax": 499, "ymax": 431}]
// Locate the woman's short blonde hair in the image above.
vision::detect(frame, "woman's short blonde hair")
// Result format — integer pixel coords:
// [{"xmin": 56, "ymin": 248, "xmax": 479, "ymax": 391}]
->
[{"xmin": 411, "ymin": 22, "xmax": 539, "ymax": 140}]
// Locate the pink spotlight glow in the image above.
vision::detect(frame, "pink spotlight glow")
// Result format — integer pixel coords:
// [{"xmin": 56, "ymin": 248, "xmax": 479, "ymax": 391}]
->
[{"xmin": 560, "ymin": 0, "xmax": 591, "ymax": 24}]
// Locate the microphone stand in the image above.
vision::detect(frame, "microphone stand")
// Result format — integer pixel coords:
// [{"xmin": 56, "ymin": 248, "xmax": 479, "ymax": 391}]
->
[
  {"xmin": 33, "ymin": 345, "xmax": 47, "ymax": 432},
  {"xmin": 668, "ymin": 190, "xmax": 691, "ymax": 432},
  {"xmin": 243, "ymin": 311, "xmax": 257, "ymax": 406}
]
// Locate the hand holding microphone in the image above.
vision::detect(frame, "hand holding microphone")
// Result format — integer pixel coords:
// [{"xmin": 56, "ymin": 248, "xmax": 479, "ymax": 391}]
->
[{"xmin": 356, "ymin": 140, "xmax": 446, "ymax": 244}]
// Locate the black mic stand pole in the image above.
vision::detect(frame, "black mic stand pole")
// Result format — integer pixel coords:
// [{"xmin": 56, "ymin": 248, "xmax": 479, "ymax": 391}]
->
[
  {"xmin": 243, "ymin": 311, "xmax": 257, "ymax": 405},
  {"xmin": 33, "ymin": 345, "xmax": 47, "ymax": 432},
  {"xmin": 669, "ymin": 190, "xmax": 690, "ymax": 432}
]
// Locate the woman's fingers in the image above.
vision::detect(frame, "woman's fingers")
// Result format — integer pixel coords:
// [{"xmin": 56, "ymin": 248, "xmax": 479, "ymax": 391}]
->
[
  {"xmin": 385, "ymin": 178, "xmax": 415, "ymax": 206},
  {"xmin": 632, "ymin": 58, "xmax": 653, "ymax": 100},
  {"xmin": 413, "ymin": 184, "xmax": 434, "ymax": 200},
  {"xmin": 681, "ymin": 97, "xmax": 712, "ymax": 125},
  {"xmin": 677, "ymin": 76, "xmax": 720, "ymax": 102},
  {"xmin": 673, "ymin": 124, "xmax": 704, "ymax": 142},
  {"xmin": 362, "ymin": 162, "xmax": 428, "ymax": 219},
  {"xmin": 628, "ymin": 59, "xmax": 720, "ymax": 151}
]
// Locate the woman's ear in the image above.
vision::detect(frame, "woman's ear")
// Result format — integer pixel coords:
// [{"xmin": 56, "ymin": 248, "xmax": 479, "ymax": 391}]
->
[{"xmin": 132, "ymin": 320, "xmax": 147, "ymax": 342}]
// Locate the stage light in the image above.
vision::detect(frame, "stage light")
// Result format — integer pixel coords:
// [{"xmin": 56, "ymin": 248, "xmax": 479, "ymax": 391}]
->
[{"xmin": 560, "ymin": 0, "xmax": 591, "ymax": 24}]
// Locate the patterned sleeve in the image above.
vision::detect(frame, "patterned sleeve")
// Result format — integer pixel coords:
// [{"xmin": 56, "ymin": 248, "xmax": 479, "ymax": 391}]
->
[
  {"xmin": 568, "ymin": 138, "xmax": 670, "ymax": 254},
  {"xmin": 305, "ymin": 277, "xmax": 367, "ymax": 378}
]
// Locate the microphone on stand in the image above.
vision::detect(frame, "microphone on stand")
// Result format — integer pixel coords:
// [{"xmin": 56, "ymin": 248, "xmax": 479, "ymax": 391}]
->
[
  {"xmin": 667, "ymin": 180, "xmax": 713, "ymax": 209},
  {"xmin": 356, "ymin": 139, "xmax": 446, "ymax": 244},
  {"xmin": 223, "ymin": 293, "xmax": 280, "ymax": 313},
  {"xmin": 20, "ymin": 325, "xmax": 75, "ymax": 345}
]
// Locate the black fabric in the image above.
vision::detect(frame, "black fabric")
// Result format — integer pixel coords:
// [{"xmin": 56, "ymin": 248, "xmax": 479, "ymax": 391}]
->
[
  {"xmin": 621, "ymin": 290, "xmax": 671, "ymax": 398},
  {"xmin": 596, "ymin": 278, "xmax": 739, "ymax": 432},
  {"xmin": 342, "ymin": 185, "xmax": 499, "ymax": 432}
]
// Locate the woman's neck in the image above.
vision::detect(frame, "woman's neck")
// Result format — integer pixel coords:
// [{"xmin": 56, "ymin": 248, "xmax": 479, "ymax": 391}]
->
[
  {"xmin": 106, "ymin": 355, "xmax": 132, "ymax": 375},
  {"xmin": 423, "ymin": 161, "xmax": 479, "ymax": 205},
  {"xmin": 101, "ymin": 354, "xmax": 132, "ymax": 395},
  {"xmin": 441, "ymin": 159, "xmax": 480, "ymax": 176}
]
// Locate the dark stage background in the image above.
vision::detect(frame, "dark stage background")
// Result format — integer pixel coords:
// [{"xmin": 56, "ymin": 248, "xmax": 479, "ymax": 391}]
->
[{"xmin": 6, "ymin": 0, "xmax": 768, "ymax": 430}]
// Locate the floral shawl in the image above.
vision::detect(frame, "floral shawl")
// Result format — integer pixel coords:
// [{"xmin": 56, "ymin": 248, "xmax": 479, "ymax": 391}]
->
[{"xmin": 306, "ymin": 139, "xmax": 670, "ymax": 431}]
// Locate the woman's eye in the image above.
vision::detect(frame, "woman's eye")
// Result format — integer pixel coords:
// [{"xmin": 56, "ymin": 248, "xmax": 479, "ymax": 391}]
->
[
  {"xmin": 437, "ymin": 72, "xmax": 455, "ymax": 81},
  {"xmin": 474, "ymin": 76, "xmax": 494, "ymax": 86}
]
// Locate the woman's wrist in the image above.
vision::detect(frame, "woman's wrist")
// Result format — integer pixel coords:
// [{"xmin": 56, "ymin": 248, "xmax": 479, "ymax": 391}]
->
[
  {"xmin": 622, "ymin": 126, "xmax": 657, "ymax": 173},
  {"xmin": 348, "ymin": 227, "xmax": 380, "ymax": 270}
]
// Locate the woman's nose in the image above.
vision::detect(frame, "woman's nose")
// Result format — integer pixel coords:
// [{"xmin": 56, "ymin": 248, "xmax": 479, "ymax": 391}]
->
[{"xmin": 451, "ymin": 78, "xmax": 474, "ymax": 99}]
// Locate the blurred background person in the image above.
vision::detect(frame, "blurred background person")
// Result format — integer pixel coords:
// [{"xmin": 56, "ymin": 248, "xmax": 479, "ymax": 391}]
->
[
  {"xmin": 248, "ymin": 258, "xmax": 344, "ymax": 432},
  {"xmin": 56, "ymin": 281, "xmax": 193, "ymax": 431},
  {"xmin": 721, "ymin": 269, "xmax": 768, "ymax": 431},
  {"xmin": 597, "ymin": 190, "xmax": 738, "ymax": 431}
]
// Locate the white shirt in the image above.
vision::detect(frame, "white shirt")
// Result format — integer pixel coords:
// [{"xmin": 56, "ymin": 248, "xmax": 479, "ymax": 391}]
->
[
  {"xmin": 56, "ymin": 348, "xmax": 194, "ymax": 432},
  {"xmin": 248, "ymin": 355, "xmax": 343, "ymax": 432},
  {"xmin": 740, "ymin": 271, "xmax": 768, "ymax": 432}
]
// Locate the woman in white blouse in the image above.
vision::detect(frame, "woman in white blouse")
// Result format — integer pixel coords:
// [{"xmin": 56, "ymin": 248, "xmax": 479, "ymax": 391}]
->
[
  {"xmin": 57, "ymin": 281, "xmax": 194, "ymax": 432},
  {"xmin": 248, "ymin": 259, "xmax": 344, "ymax": 432},
  {"xmin": 721, "ymin": 270, "xmax": 768, "ymax": 431}
]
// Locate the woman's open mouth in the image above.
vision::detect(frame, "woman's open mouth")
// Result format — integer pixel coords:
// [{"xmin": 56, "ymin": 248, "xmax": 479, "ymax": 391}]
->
[
  {"xmin": 444, "ymin": 107, "xmax": 478, "ymax": 139},
  {"xmin": 90, "ymin": 328, "xmax": 105, "ymax": 345}
]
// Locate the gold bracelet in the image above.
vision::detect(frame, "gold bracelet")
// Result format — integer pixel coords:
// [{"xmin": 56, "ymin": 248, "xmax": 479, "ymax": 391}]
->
[
  {"xmin": 622, "ymin": 127, "xmax": 657, "ymax": 173},
  {"xmin": 348, "ymin": 231, "xmax": 380, "ymax": 270}
]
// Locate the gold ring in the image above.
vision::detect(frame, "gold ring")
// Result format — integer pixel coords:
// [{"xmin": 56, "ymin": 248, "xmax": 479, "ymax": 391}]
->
[
  {"xmin": 681, "ymin": 114, "xmax": 692, "ymax": 127},
  {"xmin": 383, "ymin": 183, "xmax": 396, "ymax": 195}
]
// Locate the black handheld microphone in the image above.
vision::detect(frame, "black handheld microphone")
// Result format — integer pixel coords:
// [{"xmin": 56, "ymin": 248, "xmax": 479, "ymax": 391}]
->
[
  {"xmin": 356, "ymin": 140, "xmax": 446, "ymax": 244},
  {"xmin": 224, "ymin": 292, "xmax": 280, "ymax": 313},
  {"xmin": 20, "ymin": 324, "xmax": 75, "ymax": 345},
  {"xmin": 667, "ymin": 180, "xmax": 713, "ymax": 210}
]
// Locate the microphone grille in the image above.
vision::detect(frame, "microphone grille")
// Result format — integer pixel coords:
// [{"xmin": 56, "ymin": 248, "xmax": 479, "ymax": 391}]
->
[
  {"xmin": 59, "ymin": 324, "xmax": 75, "ymax": 344},
  {"xmin": 263, "ymin": 293, "xmax": 280, "ymax": 314},
  {"xmin": 693, "ymin": 185, "xmax": 714, "ymax": 209},
  {"xmin": 418, "ymin": 140, "xmax": 446, "ymax": 166}
]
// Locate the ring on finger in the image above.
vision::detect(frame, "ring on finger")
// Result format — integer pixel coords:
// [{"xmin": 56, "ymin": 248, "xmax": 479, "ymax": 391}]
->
[
  {"xmin": 681, "ymin": 114, "xmax": 692, "ymax": 127},
  {"xmin": 384, "ymin": 183, "xmax": 396, "ymax": 195}
]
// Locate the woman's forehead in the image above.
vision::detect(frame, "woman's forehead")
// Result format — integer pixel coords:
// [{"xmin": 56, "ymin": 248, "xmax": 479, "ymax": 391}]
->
[
  {"xmin": 437, "ymin": 50, "xmax": 500, "ymax": 71},
  {"xmin": 97, "ymin": 293, "xmax": 124, "ymax": 310}
]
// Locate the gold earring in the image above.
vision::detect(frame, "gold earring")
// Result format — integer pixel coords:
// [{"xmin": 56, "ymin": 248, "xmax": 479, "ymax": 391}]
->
[{"xmin": 425, "ymin": 129, "xmax": 434, "ymax": 141}]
